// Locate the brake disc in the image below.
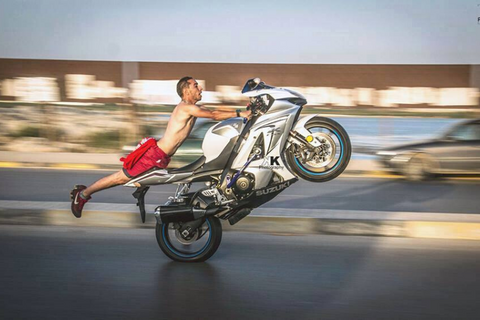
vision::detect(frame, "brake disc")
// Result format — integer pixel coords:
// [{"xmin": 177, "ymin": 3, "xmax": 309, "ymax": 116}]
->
[{"xmin": 300, "ymin": 132, "xmax": 336, "ymax": 168}]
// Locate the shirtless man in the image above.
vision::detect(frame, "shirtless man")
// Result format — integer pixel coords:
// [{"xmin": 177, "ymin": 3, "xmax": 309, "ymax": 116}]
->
[{"xmin": 70, "ymin": 76, "xmax": 251, "ymax": 218}]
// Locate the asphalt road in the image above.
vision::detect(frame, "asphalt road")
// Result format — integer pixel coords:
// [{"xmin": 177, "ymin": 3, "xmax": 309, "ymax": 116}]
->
[
  {"xmin": 1, "ymin": 168, "xmax": 480, "ymax": 214},
  {"xmin": 1, "ymin": 225, "xmax": 480, "ymax": 320}
]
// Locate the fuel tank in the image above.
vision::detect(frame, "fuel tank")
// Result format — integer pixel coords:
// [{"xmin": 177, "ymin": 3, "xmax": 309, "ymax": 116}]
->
[{"xmin": 202, "ymin": 117, "xmax": 245, "ymax": 164}]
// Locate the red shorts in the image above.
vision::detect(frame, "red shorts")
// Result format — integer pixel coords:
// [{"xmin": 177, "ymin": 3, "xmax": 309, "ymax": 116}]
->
[{"xmin": 122, "ymin": 143, "xmax": 170, "ymax": 178}]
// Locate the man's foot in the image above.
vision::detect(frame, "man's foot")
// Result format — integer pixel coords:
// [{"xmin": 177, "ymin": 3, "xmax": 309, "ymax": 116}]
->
[{"xmin": 70, "ymin": 185, "xmax": 91, "ymax": 218}]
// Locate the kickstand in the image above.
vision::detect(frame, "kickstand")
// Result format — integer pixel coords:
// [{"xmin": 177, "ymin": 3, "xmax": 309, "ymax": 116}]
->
[{"xmin": 132, "ymin": 186, "xmax": 150, "ymax": 223}]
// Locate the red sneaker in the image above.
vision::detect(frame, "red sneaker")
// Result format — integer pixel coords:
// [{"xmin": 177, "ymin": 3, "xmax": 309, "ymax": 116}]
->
[{"xmin": 70, "ymin": 185, "xmax": 91, "ymax": 218}]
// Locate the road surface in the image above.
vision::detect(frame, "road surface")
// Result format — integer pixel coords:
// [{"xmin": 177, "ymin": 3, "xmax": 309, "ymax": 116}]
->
[
  {"xmin": 1, "ymin": 225, "xmax": 479, "ymax": 319},
  {"xmin": 1, "ymin": 168, "xmax": 479, "ymax": 214}
]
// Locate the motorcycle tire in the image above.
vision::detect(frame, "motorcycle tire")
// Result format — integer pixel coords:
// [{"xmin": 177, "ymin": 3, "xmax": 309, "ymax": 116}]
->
[
  {"xmin": 286, "ymin": 117, "xmax": 351, "ymax": 182},
  {"xmin": 156, "ymin": 216, "xmax": 222, "ymax": 263}
]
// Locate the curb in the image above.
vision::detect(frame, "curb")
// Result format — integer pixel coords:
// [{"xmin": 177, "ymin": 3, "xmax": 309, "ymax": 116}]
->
[
  {"xmin": 0, "ymin": 161, "xmax": 405, "ymax": 179},
  {"xmin": 2, "ymin": 209, "xmax": 480, "ymax": 241},
  {"xmin": 3, "ymin": 162, "xmax": 480, "ymax": 180},
  {"xmin": 0, "ymin": 162, "xmax": 120, "ymax": 170},
  {"xmin": 0, "ymin": 153, "xmax": 382, "ymax": 176}
]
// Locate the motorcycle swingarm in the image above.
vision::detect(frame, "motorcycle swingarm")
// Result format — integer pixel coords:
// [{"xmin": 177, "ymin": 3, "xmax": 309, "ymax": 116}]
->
[{"xmin": 132, "ymin": 186, "xmax": 150, "ymax": 223}]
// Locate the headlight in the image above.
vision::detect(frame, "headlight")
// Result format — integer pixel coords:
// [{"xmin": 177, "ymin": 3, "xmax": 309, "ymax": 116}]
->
[{"xmin": 376, "ymin": 151, "xmax": 398, "ymax": 156}]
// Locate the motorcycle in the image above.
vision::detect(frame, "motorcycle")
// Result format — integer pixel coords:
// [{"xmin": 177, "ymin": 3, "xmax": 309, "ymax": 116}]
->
[{"xmin": 124, "ymin": 78, "xmax": 351, "ymax": 262}]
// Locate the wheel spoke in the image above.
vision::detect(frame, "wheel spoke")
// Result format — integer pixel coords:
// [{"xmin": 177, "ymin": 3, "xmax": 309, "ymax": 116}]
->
[{"xmin": 297, "ymin": 130, "xmax": 340, "ymax": 171}]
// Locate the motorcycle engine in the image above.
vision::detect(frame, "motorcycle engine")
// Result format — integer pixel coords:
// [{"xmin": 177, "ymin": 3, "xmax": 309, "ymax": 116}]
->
[
  {"xmin": 232, "ymin": 173, "xmax": 255, "ymax": 197},
  {"xmin": 218, "ymin": 171, "xmax": 255, "ymax": 200}
]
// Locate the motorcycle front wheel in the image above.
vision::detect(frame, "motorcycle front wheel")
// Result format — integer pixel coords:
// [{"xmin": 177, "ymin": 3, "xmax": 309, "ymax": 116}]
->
[
  {"xmin": 286, "ymin": 117, "xmax": 351, "ymax": 182},
  {"xmin": 155, "ymin": 216, "xmax": 222, "ymax": 263}
]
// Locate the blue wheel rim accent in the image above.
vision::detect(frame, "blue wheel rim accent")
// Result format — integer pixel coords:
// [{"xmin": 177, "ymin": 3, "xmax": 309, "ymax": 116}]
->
[
  {"xmin": 294, "ymin": 128, "xmax": 344, "ymax": 176},
  {"xmin": 162, "ymin": 219, "xmax": 212, "ymax": 258}
]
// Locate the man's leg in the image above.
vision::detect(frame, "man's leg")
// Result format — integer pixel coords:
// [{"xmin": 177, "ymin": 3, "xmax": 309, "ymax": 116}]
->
[
  {"xmin": 70, "ymin": 170, "xmax": 130, "ymax": 218},
  {"xmin": 83, "ymin": 170, "xmax": 131, "ymax": 197}
]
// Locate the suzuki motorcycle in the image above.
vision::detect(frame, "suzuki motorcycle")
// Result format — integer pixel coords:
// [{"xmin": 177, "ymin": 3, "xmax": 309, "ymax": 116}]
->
[{"xmin": 124, "ymin": 78, "xmax": 351, "ymax": 262}]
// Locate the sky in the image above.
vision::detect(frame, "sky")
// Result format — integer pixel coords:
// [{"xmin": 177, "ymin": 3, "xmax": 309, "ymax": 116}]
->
[{"xmin": 0, "ymin": 0, "xmax": 479, "ymax": 64}]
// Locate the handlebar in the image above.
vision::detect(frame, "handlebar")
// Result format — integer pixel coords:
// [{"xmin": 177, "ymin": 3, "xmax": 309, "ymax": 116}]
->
[{"xmin": 247, "ymin": 96, "xmax": 269, "ymax": 117}]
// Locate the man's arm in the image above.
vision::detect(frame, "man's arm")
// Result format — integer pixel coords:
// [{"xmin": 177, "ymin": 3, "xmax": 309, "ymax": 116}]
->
[{"xmin": 183, "ymin": 104, "xmax": 250, "ymax": 121}]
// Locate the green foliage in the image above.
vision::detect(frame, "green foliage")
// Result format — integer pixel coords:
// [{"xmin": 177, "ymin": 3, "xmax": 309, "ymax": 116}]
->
[
  {"xmin": 86, "ymin": 130, "xmax": 121, "ymax": 149},
  {"xmin": 11, "ymin": 126, "xmax": 41, "ymax": 138},
  {"xmin": 142, "ymin": 125, "xmax": 157, "ymax": 137}
]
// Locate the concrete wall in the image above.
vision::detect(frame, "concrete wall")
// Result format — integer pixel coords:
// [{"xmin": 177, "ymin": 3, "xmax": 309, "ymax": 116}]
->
[
  {"xmin": 470, "ymin": 65, "xmax": 480, "ymax": 90},
  {"xmin": 138, "ymin": 62, "xmax": 471, "ymax": 91},
  {"xmin": 0, "ymin": 59, "xmax": 123, "ymax": 102},
  {"xmin": 0, "ymin": 58, "xmax": 476, "ymax": 106}
]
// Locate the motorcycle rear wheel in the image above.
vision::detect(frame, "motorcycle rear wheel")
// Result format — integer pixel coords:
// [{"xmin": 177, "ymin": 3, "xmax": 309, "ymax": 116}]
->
[
  {"xmin": 286, "ymin": 117, "xmax": 351, "ymax": 182},
  {"xmin": 156, "ymin": 216, "xmax": 222, "ymax": 263}
]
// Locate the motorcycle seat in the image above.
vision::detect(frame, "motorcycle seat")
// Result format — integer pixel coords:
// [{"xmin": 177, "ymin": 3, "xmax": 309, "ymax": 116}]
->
[
  {"xmin": 128, "ymin": 156, "xmax": 206, "ymax": 180},
  {"xmin": 169, "ymin": 156, "xmax": 206, "ymax": 174},
  {"xmin": 129, "ymin": 166, "xmax": 167, "ymax": 179}
]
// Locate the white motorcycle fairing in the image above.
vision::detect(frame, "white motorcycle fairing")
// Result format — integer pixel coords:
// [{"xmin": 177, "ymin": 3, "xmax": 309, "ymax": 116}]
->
[{"xmin": 289, "ymin": 114, "xmax": 323, "ymax": 147}]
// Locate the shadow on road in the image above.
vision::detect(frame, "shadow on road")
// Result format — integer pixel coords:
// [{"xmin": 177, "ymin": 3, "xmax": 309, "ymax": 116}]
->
[
  {"xmin": 269, "ymin": 180, "xmax": 458, "ymax": 213},
  {"xmin": 152, "ymin": 233, "xmax": 380, "ymax": 319}
]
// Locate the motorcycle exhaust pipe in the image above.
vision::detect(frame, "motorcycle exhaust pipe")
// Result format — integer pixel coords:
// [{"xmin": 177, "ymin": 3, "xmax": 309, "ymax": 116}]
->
[{"xmin": 157, "ymin": 205, "xmax": 220, "ymax": 223}]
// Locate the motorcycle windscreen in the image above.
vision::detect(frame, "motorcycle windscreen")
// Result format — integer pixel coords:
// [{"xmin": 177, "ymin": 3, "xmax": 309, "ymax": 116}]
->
[{"xmin": 241, "ymin": 78, "xmax": 274, "ymax": 94}]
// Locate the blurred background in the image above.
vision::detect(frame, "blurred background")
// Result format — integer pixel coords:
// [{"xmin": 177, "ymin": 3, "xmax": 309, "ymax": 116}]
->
[
  {"xmin": 0, "ymin": 0, "xmax": 479, "ymax": 176},
  {"xmin": 0, "ymin": 59, "xmax": 479, "ymax": 175}
]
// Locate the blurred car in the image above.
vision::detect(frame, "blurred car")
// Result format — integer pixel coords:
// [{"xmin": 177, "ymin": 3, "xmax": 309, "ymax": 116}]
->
[
  {"xmin": 376, "ymin": 119, "xmax": 480, "ymax": 180},
  {"xmin": 122, "ymin": 119, "xmax": 217, "ymax": 168}
]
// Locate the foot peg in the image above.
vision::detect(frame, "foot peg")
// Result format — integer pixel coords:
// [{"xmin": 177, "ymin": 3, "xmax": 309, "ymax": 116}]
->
[{"xmin": 132, "ymin": 186, "xmax": 150, "ymax": 223}]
